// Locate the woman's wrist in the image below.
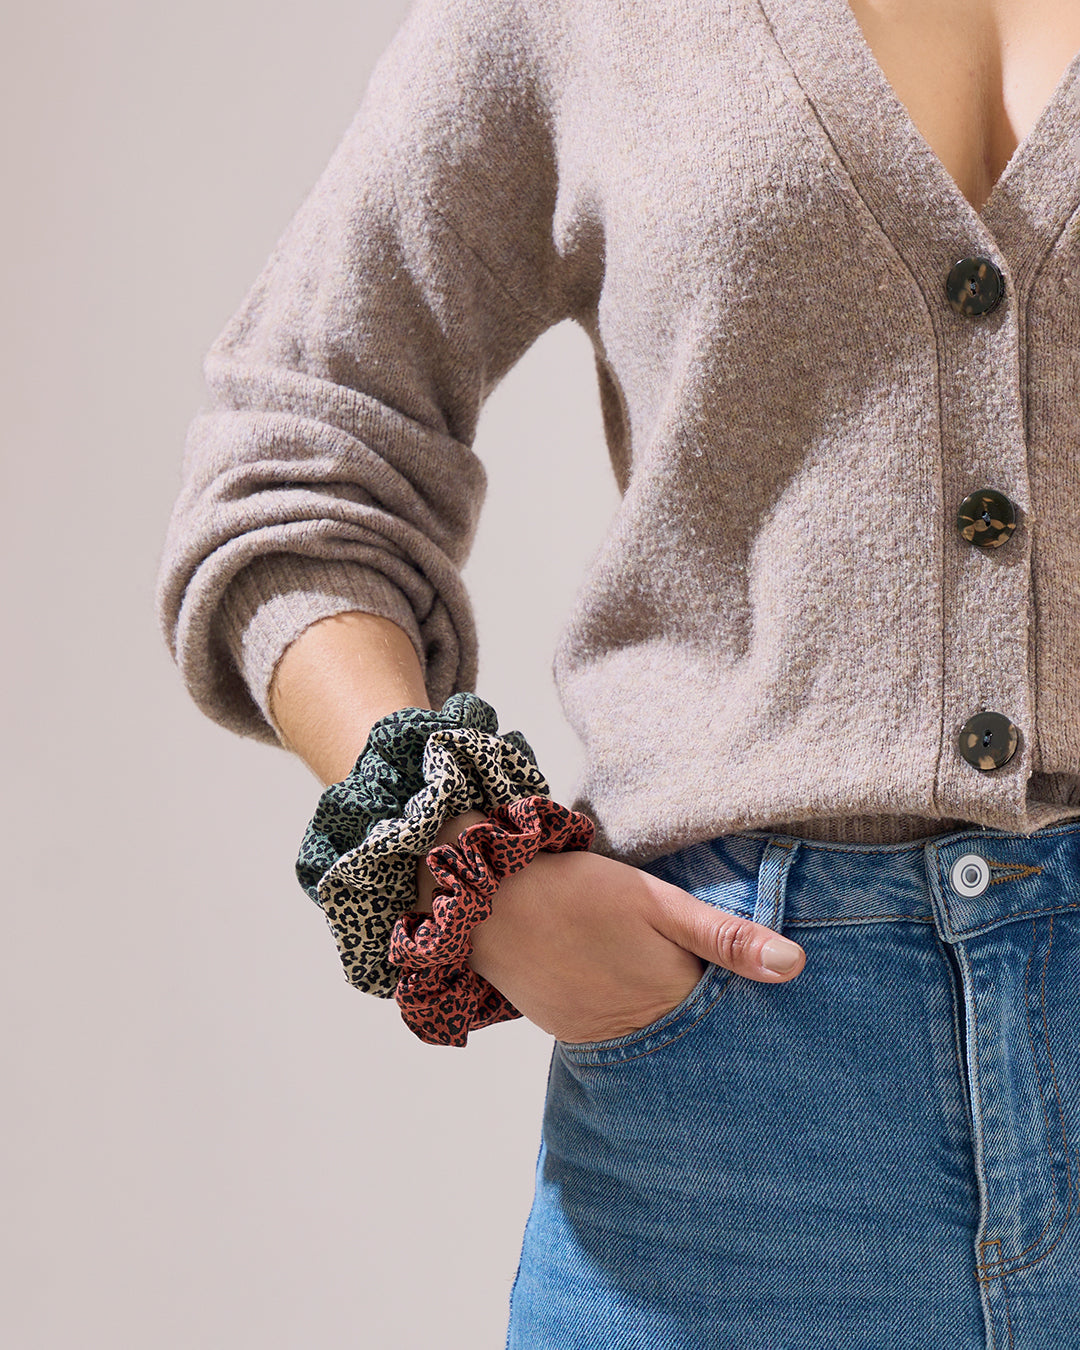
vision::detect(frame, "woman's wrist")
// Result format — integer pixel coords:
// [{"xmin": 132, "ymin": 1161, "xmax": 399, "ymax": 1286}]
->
[{"xmin": 269, "ymin": 610, "xmax": 431, "ymax": 786}]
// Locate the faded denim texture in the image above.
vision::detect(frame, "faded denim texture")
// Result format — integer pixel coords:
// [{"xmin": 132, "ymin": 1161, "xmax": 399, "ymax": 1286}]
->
[{"xmin": 507, "ymin": 821, "xmax": 1080, "ymax": 1348}]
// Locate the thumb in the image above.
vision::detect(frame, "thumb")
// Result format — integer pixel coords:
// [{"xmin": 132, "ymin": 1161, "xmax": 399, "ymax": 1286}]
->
[{"xmin": 648, "ymin": 881, "xmax": 806, "ymax": 984}]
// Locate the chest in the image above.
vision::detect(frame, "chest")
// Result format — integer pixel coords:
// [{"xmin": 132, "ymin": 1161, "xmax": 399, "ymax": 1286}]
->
[{"xmin": 845, "ymin": 0, "xmax": 1080, "ymax": 212}]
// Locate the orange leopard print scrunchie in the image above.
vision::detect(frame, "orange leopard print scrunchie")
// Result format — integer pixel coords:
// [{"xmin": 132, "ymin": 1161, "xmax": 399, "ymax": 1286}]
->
[{"xmin": 388, "ymin": 795, "xmax": 596, "ymax": 1046}]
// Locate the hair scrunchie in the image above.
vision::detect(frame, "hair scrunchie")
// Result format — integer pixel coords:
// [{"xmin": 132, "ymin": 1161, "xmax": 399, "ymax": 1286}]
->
[
  {"xmin": 296, "ymin": 692, "xmax": 540, "ymax": 903},
  {"xmin": 295, "ymin": 694, "xmax": 550, "ymax": 997},
  {"xmin": 390, "ymin": 795, "xmax": 596, "ymax": 1047}
]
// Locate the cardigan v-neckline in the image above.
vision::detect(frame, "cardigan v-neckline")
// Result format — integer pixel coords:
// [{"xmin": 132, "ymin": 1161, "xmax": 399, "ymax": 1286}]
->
[
  {"xmin": 757, "ymin": 0, "xmax": 1080, "ymax": 283},
  {"xmin": 840, "ymin": 0, "xmax": 1080, "ymax": 220}
]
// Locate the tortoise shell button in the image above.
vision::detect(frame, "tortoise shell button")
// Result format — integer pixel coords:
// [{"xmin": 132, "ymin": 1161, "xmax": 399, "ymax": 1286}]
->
[
  {"xmin": 957, "ymin": 711, "xmax": 1019, "ymax": 771},
  {"xmin": 956, "ymin": 489, "xmax": 1017, "ymax": 548},
  {"xmin": 945, "ymin": 256, "xmax": 1005, "ymax": 316}
]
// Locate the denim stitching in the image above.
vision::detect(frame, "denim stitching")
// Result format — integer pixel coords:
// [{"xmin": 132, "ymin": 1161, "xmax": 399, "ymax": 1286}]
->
[
  {"xmin": 560, "ymin": 970, "xmax": 738, "ymax": 1067},
  {"xmin": 1002, "ymin": 1260, "xmax": 1015, "ymax": 1350},
  {"xmin": 1015, "ymin": 917, "xmax": 1064, "ymax": 1258},
  {"xmin": 979, "ymin": 1237, "xmax": 1000, "ymax": 1284},
  {"xmin": 563, "ymin": 838, "xmax": 800, "ymax": 1066},
  {"xmin": 983, "ymin": 858, "xmax": 1044, "ymax": 884},
  {"xmin": 785, "ymin": 913, "xmax": 934, "ymax": 926},
  {"xmin": 978, "ymin": 1240, "xmax": 1016, "ymax": 1347},
  {"xmin": 980, "ymin": 1234, "xmax": 1076, "ymax": 1281},
  {"xmin": 975, "ymin": 915, "xmax": 1076, "ymax": 1277},
  {"xmin": 933, "ymin": 850, "xmax": 1049, "ymax": 937},
  {"xmin": 962, "ymin": 943, "xmax": 993, "ymax": 1285},
  {"xmin": 964, "ymin": 929, "xmax": 1062, "ymax": 1285},
  {"xmin": 944, "ymin": 901, "xmax": 1080, "ymax": 941},
  {"xmin": 768, "ymin": 838, "xmax": 795, "ymax": 928},
  {"xmin": 933, "ymin": 927, "xmax": 975, "ymax": 1143},
  {"xmin": 980, "ymin": 921, "xmax": 1058, "ymax": 1267},
  {"xmin": 1019, "ymin": 914, "xmax": 1076, "ymax": 1267},
  {"xmin": 978, "ymin": 1240, "xmax": 1000, "ymax": 1344},
  {"xmin": 1040, "ymin": 915, "xmax": 1076, "ymax": 1245},
  {"xmin": 759, "ymin": 837, "xmax": 796, "ymax": 930}
]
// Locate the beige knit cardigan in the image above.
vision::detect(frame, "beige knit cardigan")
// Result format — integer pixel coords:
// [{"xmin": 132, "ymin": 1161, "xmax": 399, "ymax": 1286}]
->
[{"xmin": 155, "ymin": 0, "xmax": 1080, "ymax": 863}]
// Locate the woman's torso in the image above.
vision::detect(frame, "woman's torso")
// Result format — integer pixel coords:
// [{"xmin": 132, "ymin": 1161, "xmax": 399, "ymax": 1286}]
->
[
  {"xmin": 159, "ymin": 0, "xmax": 1080, "ymax": 863},
  {"xmin": 846, "ymin": 0, "xmax": 1080, "ymax": 214}
]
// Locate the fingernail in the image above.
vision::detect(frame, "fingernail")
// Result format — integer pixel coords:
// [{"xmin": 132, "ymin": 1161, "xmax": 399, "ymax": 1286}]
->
[{"xmin": 761, "ymin": 936, "xmax": 803, "ymax": 973}]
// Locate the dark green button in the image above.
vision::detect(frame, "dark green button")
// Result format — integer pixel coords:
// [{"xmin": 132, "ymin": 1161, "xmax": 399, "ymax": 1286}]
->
[
  {"xmin": 956, "ymin": 489, "xmax": 1017, "ymax": 548},
  {"xmin": 945, "ymin": 256, "xmax": 1005, "ymax": 316},
  {"xmin": 957, "ymin": 712, "xmax": 1019, "ymax": 770}
]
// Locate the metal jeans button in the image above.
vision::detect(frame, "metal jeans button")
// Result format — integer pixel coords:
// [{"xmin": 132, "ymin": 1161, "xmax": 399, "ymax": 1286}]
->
[{"xmin": 949, "ymin": 852, "xmax": 991, "ymax": 898}]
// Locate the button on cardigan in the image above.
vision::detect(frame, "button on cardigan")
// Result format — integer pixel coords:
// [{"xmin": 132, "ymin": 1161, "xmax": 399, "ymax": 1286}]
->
[{"xmin": 154, "ymin": 0, "xmax": 1080, "ymax": 865}]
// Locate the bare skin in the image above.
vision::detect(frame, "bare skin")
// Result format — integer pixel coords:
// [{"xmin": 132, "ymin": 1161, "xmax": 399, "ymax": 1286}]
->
[
  {"xmin": 845, "ymin": 0, "xmax": 1080, "ymax": 214},
  {"xmin": 268, "ymin": 611, "xmax": 807, "ymax": 1045}
]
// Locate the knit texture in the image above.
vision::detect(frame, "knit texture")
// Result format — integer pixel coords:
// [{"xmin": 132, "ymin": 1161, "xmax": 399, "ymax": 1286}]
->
[{"xmin": 155, "ymin": 0, "xmax": 1080, "ymax": 862}]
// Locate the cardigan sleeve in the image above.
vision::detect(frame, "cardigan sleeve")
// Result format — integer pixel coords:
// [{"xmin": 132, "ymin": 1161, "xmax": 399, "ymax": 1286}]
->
[{"xmin": 154, "ymin": 0, "xmax": 572, "ymax": 745}]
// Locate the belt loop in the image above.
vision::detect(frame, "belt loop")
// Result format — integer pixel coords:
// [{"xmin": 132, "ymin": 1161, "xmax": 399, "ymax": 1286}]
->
[{"xmin": 753, "ymin": 838, "xmax": 800, "ymax": 931}]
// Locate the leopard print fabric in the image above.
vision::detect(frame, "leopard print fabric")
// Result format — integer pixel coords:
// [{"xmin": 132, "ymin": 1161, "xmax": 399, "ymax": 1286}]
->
[
  {"xmin": 294, "ymin": 694, "xmax": 550, "ymax": 997},
  {"xmin": 390, "ymin": 795, "xmax": 596, "ymax": 1047},
  {"xmin": 295, "ymin": 692, "xmax": 539, "ymax": 904}
]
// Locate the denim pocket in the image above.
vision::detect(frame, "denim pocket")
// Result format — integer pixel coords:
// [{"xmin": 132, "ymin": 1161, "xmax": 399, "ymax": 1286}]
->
[
  {"xmin": 556, "ymin": 960, "xmax": 736, "ymax": 1067},
  {"xmin": 554, "ymin": 835, "xmax": 766, "ymax": 1068}
]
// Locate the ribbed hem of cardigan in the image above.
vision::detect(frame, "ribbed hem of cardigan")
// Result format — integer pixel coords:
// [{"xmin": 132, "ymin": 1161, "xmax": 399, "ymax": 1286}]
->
[
  {"xmin": 767, "ymin": 813, "xmax": 974, "ymax": 846},
  {"xmin": 218, "ymin": 556, "xmax": 428, "ymax": 742}
]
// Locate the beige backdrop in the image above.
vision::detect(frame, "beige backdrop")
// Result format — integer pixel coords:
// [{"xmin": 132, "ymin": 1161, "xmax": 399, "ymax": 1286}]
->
[{"xmin": 2, "ymin": 2, "xmax": 621, "ymax": 1345}]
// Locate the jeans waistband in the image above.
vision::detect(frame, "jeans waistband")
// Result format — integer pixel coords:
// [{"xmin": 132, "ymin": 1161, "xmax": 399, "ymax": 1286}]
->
[{"xmin": 641, "ymin": 820, "xmax": 1080, "ymax": 943}]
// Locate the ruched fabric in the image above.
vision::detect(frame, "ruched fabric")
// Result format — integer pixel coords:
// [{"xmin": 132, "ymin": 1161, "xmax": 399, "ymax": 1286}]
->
[
  {"xmin": 294, "ymin": 693, "xmax": 550, "ymax": 996},
  {"xmin": 390, "ymin": 796, "xmax": 596, "ymax": 1046}
]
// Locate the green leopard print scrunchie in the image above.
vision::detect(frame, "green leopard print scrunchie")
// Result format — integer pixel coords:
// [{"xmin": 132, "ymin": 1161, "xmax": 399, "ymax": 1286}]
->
[{"xmin": 295, "ymin": 693, "xmax": 550, "ymax": 997}]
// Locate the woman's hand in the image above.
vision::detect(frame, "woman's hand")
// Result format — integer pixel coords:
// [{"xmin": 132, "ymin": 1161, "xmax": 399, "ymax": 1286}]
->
[{"xmin": 415, "ymin": 812, "xmax": 805, "ymax": 1044}]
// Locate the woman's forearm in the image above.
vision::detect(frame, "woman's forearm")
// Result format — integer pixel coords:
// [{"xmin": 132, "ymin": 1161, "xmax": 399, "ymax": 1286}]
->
[
  {"xmin": 268, "ymin": 610, "xmax": 432, "ymax": 787},
  {"xmin": 269, "ymin": 609, "xmax": 487, "ymax": 909}
]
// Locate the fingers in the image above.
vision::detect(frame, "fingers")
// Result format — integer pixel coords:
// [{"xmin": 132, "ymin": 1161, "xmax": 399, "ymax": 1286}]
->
[{"xmin": 647, "ymin": 881, "xmax": 806, "ymax": 984}]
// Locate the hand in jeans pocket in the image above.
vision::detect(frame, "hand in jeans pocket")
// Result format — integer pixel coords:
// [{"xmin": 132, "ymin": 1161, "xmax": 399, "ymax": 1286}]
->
[{"xmin": 416, "ymin": 814, "xmax": 806, "ymax": 1045}]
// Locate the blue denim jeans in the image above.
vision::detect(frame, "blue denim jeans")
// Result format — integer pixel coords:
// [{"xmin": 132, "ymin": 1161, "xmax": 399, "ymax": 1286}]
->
[{"xmin": 505, "ymin": 821, "xmax": 1080, "ymax": 1348}]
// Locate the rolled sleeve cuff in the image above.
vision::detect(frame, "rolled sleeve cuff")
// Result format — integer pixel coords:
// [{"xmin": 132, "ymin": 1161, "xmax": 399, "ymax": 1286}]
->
[{"xmin": 219, "ymin": 556, "xmax": 428, "ymax": 742}]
